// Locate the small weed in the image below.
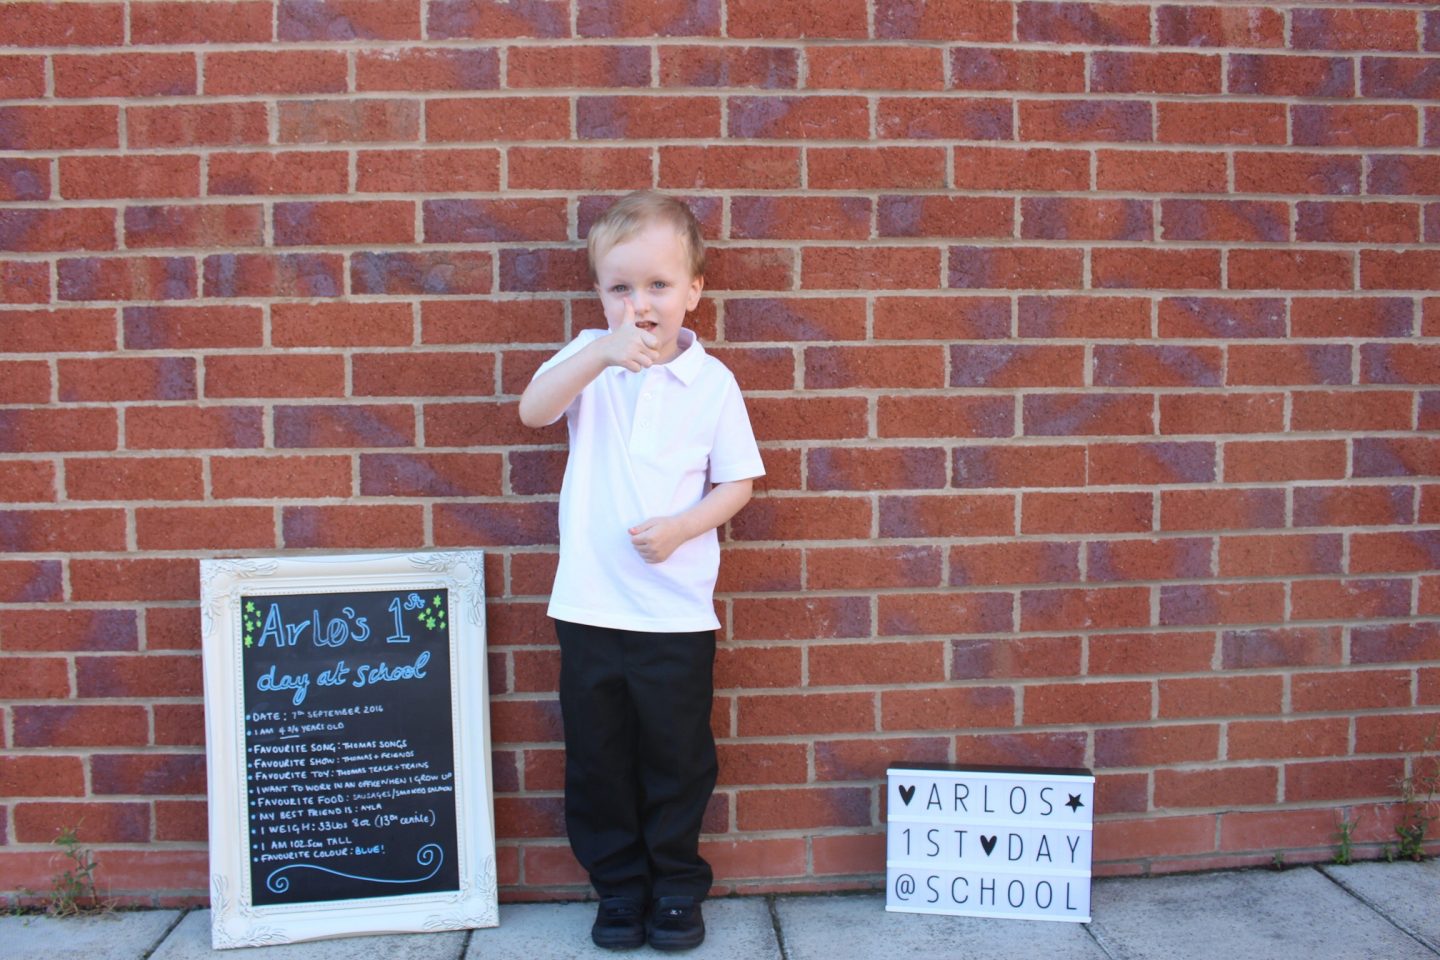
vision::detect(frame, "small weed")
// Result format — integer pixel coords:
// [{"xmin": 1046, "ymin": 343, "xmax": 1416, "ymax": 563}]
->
[
  {"xmin": 1270, "ymin": 850, "xmax": 1285, "ymax": 870},
  {"xmin": 45, "ymin": 826, "xmax": 110, "ymax": 917},
  {"xmin": 1333, "ymin": 815, "xmax": 1357, "ymax": 866},
  {"xmin": 1391, "ymin": 733, "xmax": 1440, "ymax": 863}
]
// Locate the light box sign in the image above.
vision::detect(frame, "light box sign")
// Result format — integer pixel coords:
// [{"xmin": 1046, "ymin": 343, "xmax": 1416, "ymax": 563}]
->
[{"xmin": 886, "ymin": 764, "xmax": 1095, "ymax": 923}]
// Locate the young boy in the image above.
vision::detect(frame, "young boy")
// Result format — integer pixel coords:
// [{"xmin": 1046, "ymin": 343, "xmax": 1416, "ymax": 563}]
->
[{"xmin": 519, "ymin": 191, "xmax": 764, "ymax": 951}]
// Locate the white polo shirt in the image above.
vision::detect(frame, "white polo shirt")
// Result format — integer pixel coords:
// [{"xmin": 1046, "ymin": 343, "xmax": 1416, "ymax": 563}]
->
[{"xmin": 534, "ymin": 327, "xmax": 765, "ymax": 632}]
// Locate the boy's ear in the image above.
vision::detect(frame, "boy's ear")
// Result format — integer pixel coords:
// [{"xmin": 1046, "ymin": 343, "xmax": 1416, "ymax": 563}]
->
[{"xmin": 686, "ymin": 275, "xmax": 704, "ymax": 311}]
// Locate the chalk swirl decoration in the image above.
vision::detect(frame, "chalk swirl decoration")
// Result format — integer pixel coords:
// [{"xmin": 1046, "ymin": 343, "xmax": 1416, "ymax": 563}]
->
[{"xmin": 264, "ymin": 844, "xmax": 443, "ymax": 895}]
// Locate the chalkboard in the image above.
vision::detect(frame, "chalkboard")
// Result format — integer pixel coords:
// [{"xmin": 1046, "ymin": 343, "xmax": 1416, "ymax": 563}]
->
[{"xmin": 201, "ymin": 553, "xmax": 496, "ymax": 948}]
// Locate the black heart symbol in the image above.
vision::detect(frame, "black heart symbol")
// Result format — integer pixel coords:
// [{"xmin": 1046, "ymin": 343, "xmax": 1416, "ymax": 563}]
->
[
  {"xmin": 899, "ymin": 784, "xmax": 916, "ymax": 806},
  {"xmin": 981, "ymin": 835, "xmax": 997, "ymax": 856}
]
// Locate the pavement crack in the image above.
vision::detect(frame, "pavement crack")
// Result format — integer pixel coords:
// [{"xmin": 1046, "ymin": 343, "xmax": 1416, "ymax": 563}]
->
[
  {"xmin": 766, "ymin": 894, "xmax": 790, "ymax": 960},
  {"xmin": 1082, "ymin": 919, "xmax": 1122, "ymax": 960},
  {"xmin": 140, "ymin": 906, "xmax": 190, "ymax": 960},
  {"xmin": 1314, "ymin": 864, "xmax": 1440, "ymax": 957}
]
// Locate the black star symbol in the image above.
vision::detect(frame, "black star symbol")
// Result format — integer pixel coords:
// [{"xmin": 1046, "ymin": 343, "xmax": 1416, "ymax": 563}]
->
[{"xmin": 1066, "ymin": 793, "xmax": 1084, "ymax": 812}]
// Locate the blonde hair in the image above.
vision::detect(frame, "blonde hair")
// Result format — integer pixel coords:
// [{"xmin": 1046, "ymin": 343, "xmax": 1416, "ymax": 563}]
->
[{"xmin": 586, "ymin": 191, "xmax": 706, "ymax": 281}]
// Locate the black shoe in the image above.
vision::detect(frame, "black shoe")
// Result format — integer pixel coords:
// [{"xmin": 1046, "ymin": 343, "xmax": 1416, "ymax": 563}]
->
[
  {"xmin": 646, "ymin": 895, "xmax": 705, "ymax": 952},
  {"xmin": 591, "ymin": 896, "xmax": 645, "ymax": 950}
]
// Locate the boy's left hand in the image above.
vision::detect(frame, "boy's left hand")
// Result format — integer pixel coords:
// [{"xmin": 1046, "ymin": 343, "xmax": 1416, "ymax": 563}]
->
[{"xmin": 629, "ymin": 516, "xmax": 687, "ymax": 564}]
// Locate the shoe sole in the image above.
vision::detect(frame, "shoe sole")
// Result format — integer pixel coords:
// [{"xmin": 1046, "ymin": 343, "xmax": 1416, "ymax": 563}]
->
[
  {"xmin": 592, "ymin": 932, "xmax": 646, "ymax": 950},
  {"xmin": 647, "ymin": 931, "xmax": 705, "ymax": 952}
]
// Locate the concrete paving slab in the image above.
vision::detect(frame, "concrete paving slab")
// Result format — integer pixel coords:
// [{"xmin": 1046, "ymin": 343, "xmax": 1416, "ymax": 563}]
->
[
  {"xmin": 1087, "ymin": 867, "xmax": 1434, "ymax": 960},
  {"xmin": 150, "ymin": 909, "xmax": 467, "ymax": 959},
  {"xmin": 0, "ymin": 910, "xmax": 182, "ymax": 960},
  {"xmin": 774, "ymin": 893, "xmax": 1107, "ymax": 960},
  {"xmin": 464, "ymin": 898, "xmax": 780, "ymax": 960},
  {"xmin": 1320, "ymin": 860, "xmax": 1440, "ymax": 952}
]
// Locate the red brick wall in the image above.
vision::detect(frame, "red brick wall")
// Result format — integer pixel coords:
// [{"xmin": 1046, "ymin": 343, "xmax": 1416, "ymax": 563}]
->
[{"xmin": 2, "ymin": 0, "xmax": 1438, "ymax": 904}]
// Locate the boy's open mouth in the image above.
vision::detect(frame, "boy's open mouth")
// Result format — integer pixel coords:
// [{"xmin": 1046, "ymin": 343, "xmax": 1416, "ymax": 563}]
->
[{"xmin": 637, "ymin": 321, "xmax": 657, "ymax": 330}]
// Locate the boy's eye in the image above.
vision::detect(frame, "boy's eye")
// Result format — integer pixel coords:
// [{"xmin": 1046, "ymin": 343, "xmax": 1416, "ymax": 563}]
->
[
  {"xmin": 610, "ymin": 285, "xmax": 628, "ymax": 294},
  {"xmin": 651, "ymin": 281, "xmax": 668, "ymax": 290}
]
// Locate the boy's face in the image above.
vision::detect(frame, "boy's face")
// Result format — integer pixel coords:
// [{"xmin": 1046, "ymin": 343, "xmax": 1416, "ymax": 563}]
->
[{"xmin": 593, "ymin": 221, "xmax": 703, "ymax": 365}]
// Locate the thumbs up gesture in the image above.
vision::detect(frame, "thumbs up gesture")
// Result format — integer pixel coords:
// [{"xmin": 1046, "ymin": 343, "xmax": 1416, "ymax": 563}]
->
[{"xmin": 603, "ymin": 297, "xmax": 661, "ymax": 372}]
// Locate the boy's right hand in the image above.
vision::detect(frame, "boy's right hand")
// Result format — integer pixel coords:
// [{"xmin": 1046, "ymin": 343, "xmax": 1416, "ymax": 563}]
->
[{"xmin": 602, "ymin": 298, "xmax": 661, "ymax": 372}]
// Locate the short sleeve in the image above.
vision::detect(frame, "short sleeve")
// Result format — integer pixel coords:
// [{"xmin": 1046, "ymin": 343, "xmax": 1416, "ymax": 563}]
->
[
  {"xmin": 529, "ymin": 328, "xmax": 604, "ymax": 425},
  {"xmin": 708, "ymin": 375, "xmax": 765, "ymax": 484}
]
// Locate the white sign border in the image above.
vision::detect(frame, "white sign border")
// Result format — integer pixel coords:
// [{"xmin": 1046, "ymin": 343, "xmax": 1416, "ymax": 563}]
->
[{"xmin": 200, "ymin": 552, "xmax": 498, "ymax": 948}]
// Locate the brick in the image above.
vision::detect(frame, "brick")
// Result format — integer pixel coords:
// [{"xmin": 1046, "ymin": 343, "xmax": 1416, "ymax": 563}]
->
[
  {"xmin": 951, "ymin": 48, "xmax": 1083, "ymax": 93},
  {"xmin": 1157, "ymin": 391, "xmax": 1284, "ymax": 434},
  {"xmin": 271, "ymin": 302, "xmax": 411, "ymax": 349},
  {"xmin": 1019, "ymin": 586, "xmax": 1150, "ymax": 632},
  {"xmin": 497, "ymin": 248, "xmax": 587, "ymax": 293},
  {"xmin": 124, "ymin": 204, "xmax": 263, "ymax": 250},
  {"xmin": 814, "ymin": 737, "xmax": 949, "ymax": 782},
  {"xmin": 805, "ymin": 345, "xmax": 943, "ymax": 390},
  {"xmin": 154, "ymin": 800, "xmax": 207, "ymax": 841},
  {"xmin": 424, "ymin": 198, "xmax": 566, "ymax": 244},
  {"xmin": 878, "ymin": 196, "xmax": 1012, "ymax": 240},
  {"xmin": 1294, "ymin": 485, "xmax": 1414, "ymax": 527},
  {"xmin": 1298, "ymin": 201, "xmax": 1420, "ymax": 245},
  {"xmin": 423, "ymin": 299, "xmax": 563, "ymax": 346},
  {"xmin": 1292, "ymin": 9, "xmax": 1418, "ymax": 52},
  {"xmin": 203, "ymin": 253, "xmax": 343, "ymax": 298},
  {"xmin": 1157, "ymin": 103, "xmax": 1284, "ymax": 146},
  {"xmin": 721, "ymin": 550, "xmax": 800, "ymax": 593},
  {"xmin": 1221, "ymin": 627, "xmax": 1342, "ymax": 670},
  {"xmin": 205, "ymin": 50, "xmax": 346, "ymax": 96},
  {"xmin": 0, "ymin": 309, "xmax": 113, "ymax": 354},
  {"xmin": 59, "ymin": 356, "xmax": 196, "ymax": 402},
  {"xmin": 1291, "ymin": 578, "xmax": 1412, "ymax": 622},
  {"xmin": 133, "ymin": 2, "xmax": 271, "ymax": 43},
  {"xmin": 1097, "ymin": 815, "xmax": 1218, "ymax": 860},
  {"xmin": 715, "ymin": 646, "xmax": 803, "ymax": 691},
  {"xmin": 1354, "ymin": 438, "xmax": 1440, "ymax": 478},
  {"xmin": 1292, "ymin": 297, "xmax": 1414, "ymax": 339},
  {"xmin": 426, "ymin": 400, "xmax": 562, "ymax": 448},
  {"xmin": 1362, "ymin": 251, "xmax": 1440, "ymax": 291},
  {"xmin": 433, "ymin": 502, "xmax": 559, "ymax": 547},
  {"xmin": 1022, "ymin": 394, "xmax": 1153, "ymax": 436},
  {"xmin": 278, "ymin": 99, "xmax": 421, "ymax": 144},
  {"xmin": 1019, "ymin": 2, "xmax": 1148, "ymax": 45},
  {"xmin": 950, "ymin": 541, "xmax": 1080, "ymax": 586},
  {"xmin": 739, "ymin": 692, "xmax": 873, "ymax": 736},
  {"xmin": 353, "ymin": 351, "xmax": 493, "ymax": 398},
  {"xmin": 0, "ymin": 158, "xmax": 49, "ymax": 201},
  {"xmin": 1156, "ymin": 5, "xmax": 1283, "ymax": 48},
  {"xmin": 727, "ymin": 0, "xmax": 866, "ymax": 38},
  {"xmin": 92, "ymin": 753, "xmax": 206, "ymax": 796},
  {"xmin": 76, "ymin": 653, "xmax": 202, "ymax": 699},
  {"xmin": 1087, "ymin": 537, "xmax": 1212, "ymax": 583},
  {"xmin": 1022, "ymin": 492, "xmax": 1152, "ymax": 535},
  {"xmin": 1155, "ymin": 767, "xmax": 1277, "ymax": 809},
  {"xmin": 878, "ymin": 97, "xmax": 1013, "ymax": 141},
  {"xmin": 748, "ymin": 396, "xmax": 867, "ymax": 440},
  {"xmin": 1021, "ymin": 100, "xmax": 1151, "ymax": 143},
  {"xmin": 1023, "ymin": 197, "xmax": 1150, "ymax": 242},
  {"xmin": 709, "ymin": 345, "xmax": 795, "ymax": 390},
  {"xmin": 1159, "ymin": 582, "xmax": 1284, "ymax": 627},
  {"xmin": 951, "ymin": 246, "xmax": 1084, "ymax": 290},
  {"xmin": 1158, "ymin": 675, "xmax": 1283, "ymax": 718},
  {"xmin": 799, "ymin": 247, "xmax": 938, "ymax": 291},
  {"xmin": 1, "ymin": 260, "xmax": 46, "ymax": 303},
  {"xmin": 1229, "ymin": 718, "xmax": 1352, "ymax": 761},
  {"xmin": 1092, "ymin": 52, "xmax": 1221, "ymax": 95},
  {"xmin": 581, "ymin": 95, "xmax": 721, "ymax": 139},
  {"xmin": 953, "ymin": 635, "xmax": 1081, "ymax": 679},
  {"xmin": 659, "ymin": 145, "xmax": 800, "ymax": 189},
  {"xmin": 0, "ymin": 610, "xmax": 138, "ymax": 655},
  {"xmin": 0, "ymin": 508, "xmax": 126, "ymax": 553},
  {"xmin": 214, "ymin": 454, "xmax": 351, "ymax": 500},
  {"xmin": 576, "ymin": 0, "xmax": 718, "ymax": 36},
  {"xmin": 0, "ymin": 756, "xmax": 85, "ymax": 798},
  {"xmin": 427, "ymin": 0, "xmax": 567, "ymax": 39},
  {"xmin": 729, "ymin": 495, "xmax": 870, "ymax": 542},
  {"xmin": 878, "ymin": 494, "xmax": 1013, "ymax": 538},
  {"xmin": 1284, "ymin": 759, "xmax": 1405, "ymax": 803},
  {"xmin": 357, "ymin": 148, "xmax": 499, "ymax": 193},
  {"xmin": 1294, "ymin": 105, "xmax": 1419, "ymax": 148},
  {"xmin": 209, "ymin": 151, "xmax": 349, "ymax": 196},
  {"xmin": 1225, "ymin": 440, "xmax": 1347, "ymax": 483},
  {"xmin": 490, "ymin": 699, "xmax": 563, "ymax": 744},
  {"xmin": 807, "ymin": 546, "xmax": 942, "ymax": 590},
  {"xmin": 1219, "ymin": 533, "xmax": 1343, "ymax": 577},
  {"xmin": 0, "ymin": 104, "xmax": 119, "ymax": 151},
  {"xmin": 720, "ymin": 296, "xmax": 864, "ymax": 341},
  {"xmin": 1351, "ymin": 621, "xmax": 1440, "ymax": 663},
  {"xmin": 507, "ymin": 450, "xmax": 566, "ymax": 497},
  {"xmin": 732, "ymin": 596, "xmax": 871, "ymax": 642},
  {"xmin": 1233, "ymin": 152, "xmax": 1362, "ymax": 196},
  {"xmin": 14, "ymin": 802, "xmax": 149, "ymax": 844},
  {"xmin": 1162, "ymin": 200, "xmax": 1288, "ymax": 244},
  {"xmin": 127, "ymin": 103, "xmax": 268, "ymax": 148},
  {"xmin": 659, "ymin": 45, "xmax": 798, "ymax": 88},
  {"xmin": 1096, "ymin": 724, "xmax": 1218, "ymax": 768},
  {"xmin": 737, "ymin": 787, "xmax": 871, "ymax": 830},
  {"xmin": 1088, "ymin": 631, "xmax": 1216, "ymax": 676},
  {"xmin": 808, "ymin": 147, "xmax": 947, "ymax": 190},
  {"xmin": 0, "ymin": 408, "xmax": 117, "ymax": 454},
  {"xmin": 810, "ymin": 641, "xmax": 945, "ymax": 686},
  {"xmin": 1019, "ymin": 295, "xmax": 1149, "ymax": 338},
  {"xmin": 0, "ymin": 207, "xmax": 115, "ymax": 253},
  {"xmin": 1369, "ymin": 155, "xmax": 1440, "ymax": 197},
  {"xmin": 1024, "ymin": 680, "xmax": 1150, "ymax": 726},
  {"xmin": 66, "ymin": 456, "xmax": 202, "ymax": 501},
  {"xmin": 204, "ymin": 354, "xmax": 344, "ymax": 399},
  {"xmin": 0, "ymin": 55, "xmax": 45, "ymax": 98},
  {"xmin": 358, "ymin": 453, "xmax": 502, "ymax": 498},
  {"xmin": 272, "ymin": 200, "xmax": 414, "ymax": 246},
  {"xmin": 0, "ymin": 460, "xmax": 55, "ymax": 503},
  {"xmin": 956, "ymin": 146, "xmax": 1090, "ymax": 191},
  {"xmin": 0, "ymin": 361, "xmax": 49, "ymax": 403},
  {"xmin": 58, "ymin": 256, "xmax": 197, "ymax": 302},
  {"xmin": 808, "ymin": 45, "xmax": 944, "ymax": 90},
  {"xmin": 1355, "ymin": 713, "xmax": 1440, "ymax": 755},
  {"xmin": 136, "ymin": 506, "xmax": 274, "ymax": 550},
  {"xmin": 1096, "ymin": 150, "xmax": 1227, "ymax": 194},
  {"xmin": 881, "ymin": 685, "xmax": 1013, "ymax": 730},
  {"xmin": 279, "ymin": 0, "xmax": 421, "ymax": 40},
  {"xmin": 126, "ymin": 406, "xmax": 262, "ymax": 450},
  {"xmin": 731, "ymin": 96, "xmax": 868, "ymax": 140},
  {"xmin": 53, "ymin": 52, "xmax": 195, "ymax": 99},
  {"xmin": 1094, "ymin": 344, "xmax": 1222, "ymax": 388},
  {"xmin": 1228, "ymin": 344, "xmax": 1352, "ymax": 384},
  {"xmin": 954, "ymin": 731, "xmax": 1087, "ymax": 769},
  {"xmin": 1091, "ymin": 442, "xmax": 1217, "ymax": 486},
  {"xmin": 1095, "ymin": 247, "xmax": 1221, "ymax": 289},
  {"xmin": 875, "ymin": 590, "xmax": 1013, "ymax": 633},
  {"xmin": 145, "ymin": 607, "xmax": 201, "ymax": 652},
  {"xmin": 1229, "ymin": 54, "xmax": 1353, "ymax": 98},
  {"xmin": 283, "ymin": 505, "xmax": 424, "ymax": 549},
  {"xmin": 352, "ymin": 251, "xmax": 492, "ymax": 296},
  {"xmin": 878, "ymin": 395, "xmax": 1014, "ymax": 440},
  {"xmin": 706, "ymin": 246, "xmax": 795, "ymax": 291}
]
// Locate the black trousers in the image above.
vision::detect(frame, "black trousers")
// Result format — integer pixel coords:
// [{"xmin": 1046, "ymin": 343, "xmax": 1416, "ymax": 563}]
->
[{"xmin": 555, "ymin": 618, "xmax": 717, "ymax": 902}]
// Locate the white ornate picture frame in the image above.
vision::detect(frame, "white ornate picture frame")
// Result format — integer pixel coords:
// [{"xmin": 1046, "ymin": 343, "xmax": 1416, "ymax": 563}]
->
[{"xmin": 199, "ymin": 552, "xmax": 497, "ymax": 948}]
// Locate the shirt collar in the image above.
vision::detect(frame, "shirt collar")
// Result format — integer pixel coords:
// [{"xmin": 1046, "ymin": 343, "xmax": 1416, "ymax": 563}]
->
[{"xmin": 658, "ymin": 328, "xmax": 704, "ymax": 385}]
